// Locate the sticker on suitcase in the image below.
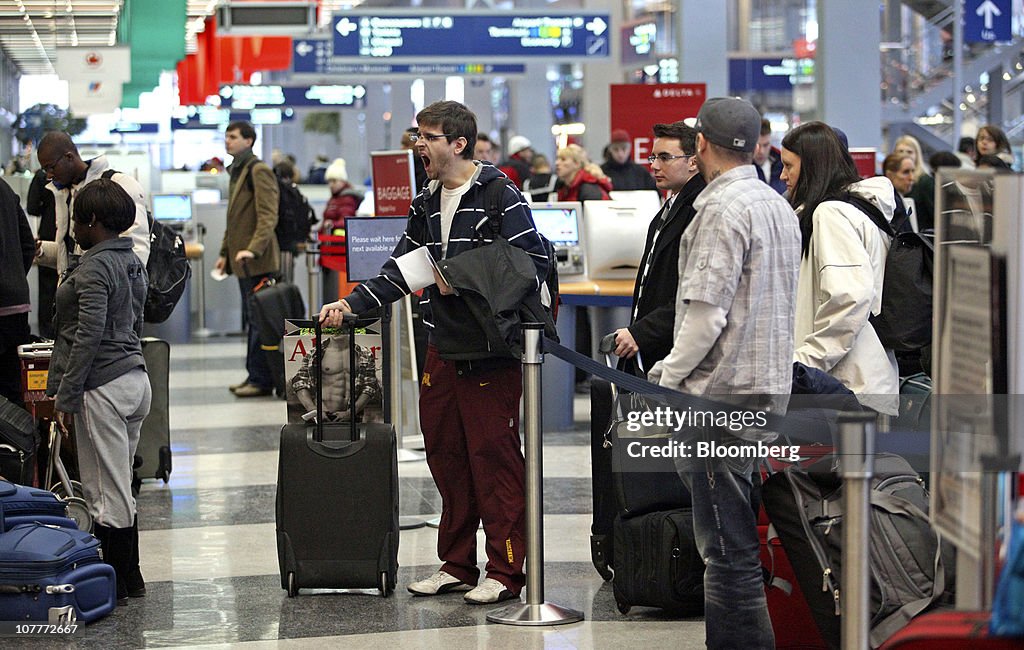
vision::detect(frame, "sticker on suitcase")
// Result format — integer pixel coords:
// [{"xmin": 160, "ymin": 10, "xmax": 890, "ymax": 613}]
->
[{"xmin": 283, "ymin": 319, "xmax": 385, "ymax": 425}]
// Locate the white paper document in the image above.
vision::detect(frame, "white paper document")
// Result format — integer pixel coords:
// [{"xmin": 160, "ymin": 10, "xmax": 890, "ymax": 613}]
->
[{"xmin": 393, "ymin": 247, "xmax": 436, "ymax": 292}]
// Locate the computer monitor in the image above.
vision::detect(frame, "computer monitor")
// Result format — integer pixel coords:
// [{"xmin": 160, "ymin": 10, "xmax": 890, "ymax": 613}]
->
[
  {"xmin": 528, "ymin": 201, "xmax": 585, "ymax": 276},
  {"xmin": 151, "ymin": 193, "xmax": 193, "ymax": 223},
  {"xmin": 582, "ymin": 201, "xmax": 656, "ymax": 280}
]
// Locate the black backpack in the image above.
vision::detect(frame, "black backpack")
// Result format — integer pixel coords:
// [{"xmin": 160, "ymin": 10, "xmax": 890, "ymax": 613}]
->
[
  {"xmin": 101, "ymin": 170, "xmax": 191, "ymax": 323},
  {"xmin": 274, "ymin": 179, "xmax": 317, "ymax": 253},
  {"xmin": 481, "ymin": 176, "xmax": 560, "ymax": 323},
  {"xmin": 840, "ymin": 193, "xmax": 934, "ymax": 353}
]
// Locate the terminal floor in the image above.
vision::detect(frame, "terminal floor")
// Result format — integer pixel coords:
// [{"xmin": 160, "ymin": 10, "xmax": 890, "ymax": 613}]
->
[{"xmin": 43, "ymin": 340, "xmax": 707, "ymax": 649}]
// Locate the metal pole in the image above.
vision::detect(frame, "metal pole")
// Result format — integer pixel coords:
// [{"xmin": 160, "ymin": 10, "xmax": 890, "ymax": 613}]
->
[
  {"xmin": 391, "ymin": 299, "xmax": 424, "ymax": 464},
  {"xmin": 193, "ymin": 223, "xmax": 213, "ymax": 338},
  {"xmin": 305, "ymin": 240, "xmax": 321, "ymax": 320},
  {"xmin": 488, "ymin": 323, "xmax": 583, "ymax": 626},
  {"xmin": 952, "ymin": 0, "xmax": 963, "ymax": 149},
  {"xmin": 837, "ymin": 412, "xmax": 876, "ymax": 650}
]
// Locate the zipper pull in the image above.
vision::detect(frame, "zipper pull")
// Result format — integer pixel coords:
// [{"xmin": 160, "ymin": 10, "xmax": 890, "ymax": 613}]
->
[
  {"xmin": 824, "ymin": 520, "xmax": 833, "ymax": 536},
  {"xmin": 822, "ymin": 568, "xmax": 831, "ymax": 592},
  {"xmin": 833, "ymin": 589, "xmax": 841, "ymax": 616}
]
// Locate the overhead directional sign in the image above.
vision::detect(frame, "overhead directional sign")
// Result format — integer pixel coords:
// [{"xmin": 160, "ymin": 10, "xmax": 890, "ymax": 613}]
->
[
  {"xmin": 332, "ymin": 12, "xmax": 610, "ymax": 60},
  {"xmin": 292, "ymin": 38, "xmax": 332, "ymax": 74},
  {"xmin": 220, "ymin": 84, "xmax": 367, "ymax": 109},
  {"xmin": 964, "ymin": 0, "xmax": 1012, "ymax": 43}
]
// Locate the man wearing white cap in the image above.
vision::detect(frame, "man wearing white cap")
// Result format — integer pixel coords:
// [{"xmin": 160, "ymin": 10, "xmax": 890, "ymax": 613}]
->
[
  {"xmin": 648, "ymin": 97, "xmax": 801, "ymax": 649},
  {"xmin": 498, "ymin": 135, "xmax": 533, "ymax": 189}
]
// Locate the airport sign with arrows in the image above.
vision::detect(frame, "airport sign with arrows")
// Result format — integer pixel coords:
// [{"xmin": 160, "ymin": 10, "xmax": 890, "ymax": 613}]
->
[
  {"xmin": 964, "ymin": 0, "xmax": 1012, "ymax": 43},
  {"xmin": 332, "ymin": 12, "xmax": 610, "ymax": 60}
]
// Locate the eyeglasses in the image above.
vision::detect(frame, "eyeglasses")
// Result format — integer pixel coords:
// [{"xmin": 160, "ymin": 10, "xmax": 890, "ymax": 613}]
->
[
  {"xmin": 40, "ymin": 153, "xmax": 67, "ymax": 174},
  {"xmin": 410, "ymin": 132, "xmax": 454, "ymax": 143},
  {"xmin": 647, "ymin": 153, "xmax": 693, "ymax": 164}
]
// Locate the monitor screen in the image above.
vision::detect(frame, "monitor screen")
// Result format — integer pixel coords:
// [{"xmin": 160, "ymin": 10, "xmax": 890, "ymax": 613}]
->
[
  {"xmin": 152, "ymin": 194, "xmax": 193, "ymax": 222},
  {"xmin": 529, "ymin": 202, "xmax": 581, "ymax": 246},
  {"xmin": 582, "ymin": 201, "xmax": 656, "ymax": 280}
]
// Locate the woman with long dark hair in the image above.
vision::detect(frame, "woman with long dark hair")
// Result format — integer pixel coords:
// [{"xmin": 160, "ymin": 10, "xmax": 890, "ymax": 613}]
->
[{"xmin": 780, "ymin": 122, "xmax": 899, "ymax": 415}]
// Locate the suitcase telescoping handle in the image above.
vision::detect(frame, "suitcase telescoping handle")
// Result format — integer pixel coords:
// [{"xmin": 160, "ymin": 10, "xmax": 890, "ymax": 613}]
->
[{"xmin": 312, "ymin": 312, "xmax": 359, "ymax": 443}]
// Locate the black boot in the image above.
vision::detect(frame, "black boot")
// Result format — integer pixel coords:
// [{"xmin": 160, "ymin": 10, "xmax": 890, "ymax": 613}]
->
[
  {"xmin": 97, "ymin": 523, "xmax": 132, "ymax": 604},
  {"xmin": 126, "ymin": 515, "xmax": 146, "ymax": 597}
]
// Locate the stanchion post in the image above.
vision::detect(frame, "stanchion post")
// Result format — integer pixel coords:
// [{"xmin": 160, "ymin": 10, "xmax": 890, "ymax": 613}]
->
[
  {"xmin": 305, "ymin": 240, "xmax": 321, "ymax": 320},
  {"xmin": 837, "ymin": 411, "xmax": 876, "ymax": 650},
  {"xmin": 487, "ymin": 323, "xmax": 584, "ymax": 626},
  {"xmin": 193, "ymin": 223, "xmax": 213, "ymax": 338}
]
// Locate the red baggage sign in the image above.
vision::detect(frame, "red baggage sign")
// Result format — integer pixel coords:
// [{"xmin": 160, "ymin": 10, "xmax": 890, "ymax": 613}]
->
[{"xmin": 370, "ymin": 150, "xmax": 416, "ymax": 217}]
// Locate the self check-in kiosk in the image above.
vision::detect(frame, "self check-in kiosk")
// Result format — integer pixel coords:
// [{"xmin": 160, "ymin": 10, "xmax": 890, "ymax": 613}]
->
[{"xmin": 529, "ymin": 201, "xmax": 585, "ymax": 277}]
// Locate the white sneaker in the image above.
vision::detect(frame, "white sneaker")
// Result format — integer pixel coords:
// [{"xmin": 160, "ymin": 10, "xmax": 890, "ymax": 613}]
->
[
  {"xmin": 407, "ymin": 571, "xmax": 473, "ymax": 596},
  {"xmin": 464, "ymin": 578, "xmax": 519, "ymax": 605}
]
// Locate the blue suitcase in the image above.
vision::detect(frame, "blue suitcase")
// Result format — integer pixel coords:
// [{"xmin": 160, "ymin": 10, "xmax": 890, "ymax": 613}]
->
[
  {"xmin": 0, "ymin": 523, "xmax": 115, "ymax": 623},
  {"xmin": 0, "ymin": 480, "xmax": 76, "ymax": 531}
]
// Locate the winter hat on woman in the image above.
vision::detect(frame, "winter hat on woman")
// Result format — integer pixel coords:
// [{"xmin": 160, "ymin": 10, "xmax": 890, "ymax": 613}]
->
[{"xmin": 325, "ymin": 158, "xmax": 348, "ymax": 182}]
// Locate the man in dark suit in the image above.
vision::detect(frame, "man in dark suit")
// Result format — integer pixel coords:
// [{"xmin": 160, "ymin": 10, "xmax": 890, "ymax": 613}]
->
[
  {"xmin": 753, "ymin": 118, "xmax": 786, "ymax": 194},
  {"xmin": 611, "ymin": 121, "xmax": 706, "ymax": 374}
]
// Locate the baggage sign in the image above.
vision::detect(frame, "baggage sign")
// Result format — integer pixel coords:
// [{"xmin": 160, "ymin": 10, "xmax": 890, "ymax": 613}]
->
[{"xmin": 370, "ymin": 150, "xmax": 417, "ymax": 217}]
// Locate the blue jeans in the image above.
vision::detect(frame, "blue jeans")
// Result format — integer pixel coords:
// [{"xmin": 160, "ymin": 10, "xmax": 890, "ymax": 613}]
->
[
  {"xmin": 238, "ymin": 275, "xmax": 273, "ymax": 390},
  {"xmin": 675, "ymin": 433, "xmax": 774, "ymax": 650}
]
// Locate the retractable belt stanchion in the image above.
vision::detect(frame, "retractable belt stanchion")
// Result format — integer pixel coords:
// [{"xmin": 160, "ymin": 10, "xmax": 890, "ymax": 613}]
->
[
  {"xmin": 193, "ymin": 223, "xmax": 213, "ymax": 338},
  {"xmin": 488, "ymin": 323, "xmax": 584, "ymax": 626},
  {"xmin": 305, "ymin": 239, "xmax": 321, "ymax": 320},
  {"xmin": 837, "ymin": 411, "xmax": 876, "ymax": 650},
  {"xmin": 391, "ymin": 298, "xmax": 425, "ymax": 464}
]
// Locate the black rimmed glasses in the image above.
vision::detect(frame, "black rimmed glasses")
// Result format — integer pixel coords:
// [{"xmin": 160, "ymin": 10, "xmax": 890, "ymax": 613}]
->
[
  {"xmin": 410, "ymin": 132, "xmax": 454, "ymax": 143},
  {"xmin": 647, "ymin": 153, "xmax": 693, "ymax": 164},
  {"xmin": 40, "ymin": 152, "xmax": 68, "ymax": 174}
]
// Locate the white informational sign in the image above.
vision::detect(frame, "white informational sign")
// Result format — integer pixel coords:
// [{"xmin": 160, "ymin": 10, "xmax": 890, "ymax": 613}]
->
[
  {"xmin": 55, "ymin": 46, "xmax": 131, "ymax": 82},
  {"xmin": 68, "ymin": 80, "xmax": 123, "ymax": 116}
]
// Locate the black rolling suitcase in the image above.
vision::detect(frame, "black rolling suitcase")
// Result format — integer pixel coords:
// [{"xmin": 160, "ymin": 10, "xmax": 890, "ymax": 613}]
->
[
  {"xmin": 276, "ymin": 315, "xmax": 399, "ymax": 597},
  {"xmin": 136, "ymin": 338, "xmax": 172, "ymax": 484},
  {"xmin": 590, "ymin": 338, "xmax": 691, "ymax": 582},
  {"xmin": 250, "ymin": 276, "xmax": 305, "ymax": 398}
]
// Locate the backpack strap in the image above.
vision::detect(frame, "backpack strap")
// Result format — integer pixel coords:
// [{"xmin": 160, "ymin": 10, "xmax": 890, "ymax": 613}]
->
[
  {"xmin": 477, "ymin": 176, "xmax": 515, "ymax": 241},
  {"xmin": 840, "ymin": 192, "xmax": 895, "ymax": 238}
]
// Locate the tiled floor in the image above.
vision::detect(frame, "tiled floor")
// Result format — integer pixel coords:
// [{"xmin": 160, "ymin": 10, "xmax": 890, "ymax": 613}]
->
[{"xmin": 66, "ymin": 339, "xmax": 707, "ymax": 648}]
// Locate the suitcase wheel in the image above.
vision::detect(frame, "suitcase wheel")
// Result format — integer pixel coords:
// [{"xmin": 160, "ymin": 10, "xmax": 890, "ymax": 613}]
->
[
  {"xmin": 616, "ymin": 600, "xmax": 631, "ymax": 615},
  {"xmin": 50, "ymin": 479, "xmax": 85, "ymax": 501},
  {"xmin": 64, "ymin": 496, "xmax": 92, "ymax": 533},
  {"xmin": 379, "ymin": 572, "xmax": 392, "ymax": 597},
  {"xmin": 158, "ymin": 446, "xmax": 172, "ymax": 483},
  {"xmin": 286, "ymin": 572, "xmax": 297, "ymax": 598}
]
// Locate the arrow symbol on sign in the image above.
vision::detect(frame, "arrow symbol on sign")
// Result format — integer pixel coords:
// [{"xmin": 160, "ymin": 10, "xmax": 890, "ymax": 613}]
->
[
  {"xmin": 336, "ymin": 18, "xmax": 357, "ymax": 37},
  {"xmin": 976, "ymin": 0, "xmax": 1001, "ymax": 30},
  {"xmin": 586, "ymin": 17, "xmax": 607, "ymax": 36},
  {"xmin": 295, "ymin": 41, "xmax": 314, "ymax": 57}
]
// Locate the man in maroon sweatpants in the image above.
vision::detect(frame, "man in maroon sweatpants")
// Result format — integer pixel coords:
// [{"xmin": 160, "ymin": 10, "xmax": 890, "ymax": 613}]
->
[{"xmin": 320, "ymin": 100, "xmax": 548, "ymax": 605}]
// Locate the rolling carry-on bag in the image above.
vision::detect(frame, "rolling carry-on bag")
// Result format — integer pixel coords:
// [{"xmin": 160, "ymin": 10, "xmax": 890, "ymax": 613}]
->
[
  {"xmin": 136, "ymin": 338, "xmax": 172, "ymax": 484},
  {"xmin": 250, "ymin": 276, "xmax": 305, "ymax": 399},
  {"xmin": 276, "ymin": 315, "xmax": 399, "ymax": 596},
  {"xmin": 0, "ymin": 479, "xmax": 76, "ymax": 531},
  {"xmin": 0, "ymin": 522, "xmax": 116, "ymax": 623},
  {"xmin": 611, "ymin": 507, "xmax": 704, "ymax": 615},
  {"xmin": 590, "ymin": 335, "xmax": 691, "ymax": 582}
]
